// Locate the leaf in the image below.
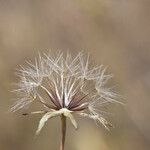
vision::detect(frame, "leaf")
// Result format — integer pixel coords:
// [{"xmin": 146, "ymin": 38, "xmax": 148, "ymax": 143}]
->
[
  {"xmin": 63, "ymin": 110, "xmax": 78, "ymax": 129},
  {"xmin": 36, "ymin": 108, "xmax": 78, "ymax": 135},
  {"xmin": 36, "ymin": 111, "xmax": 61, "ymax": 135}
]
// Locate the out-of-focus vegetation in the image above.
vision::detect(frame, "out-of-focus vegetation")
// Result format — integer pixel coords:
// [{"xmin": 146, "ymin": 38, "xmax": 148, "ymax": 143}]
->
[{"xmin": 0, "ymin": 0, "xmax": 150, "ymax": 150}]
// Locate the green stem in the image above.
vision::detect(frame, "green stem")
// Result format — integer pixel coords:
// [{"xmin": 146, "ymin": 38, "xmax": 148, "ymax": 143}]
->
[{"xmin": 60, "ymin": 115, "xmax": 66, "ymax": 150}]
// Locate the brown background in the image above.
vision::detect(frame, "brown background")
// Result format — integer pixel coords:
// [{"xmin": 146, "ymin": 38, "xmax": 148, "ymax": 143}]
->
[{"xmin": 0, "ymin": 0, "xmax": 150, "ymax": 150}]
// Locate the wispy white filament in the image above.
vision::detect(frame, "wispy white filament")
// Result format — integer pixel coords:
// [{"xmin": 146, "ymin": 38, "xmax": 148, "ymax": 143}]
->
[{"xmin": 11, "ymin": 51, "xmax": 120, "ymax": 133}]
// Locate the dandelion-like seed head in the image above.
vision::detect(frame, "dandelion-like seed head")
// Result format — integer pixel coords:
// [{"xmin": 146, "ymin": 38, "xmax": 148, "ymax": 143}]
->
[{"xmin": 11, "ymin": 51, "xmax": 120, "ymax": 150}]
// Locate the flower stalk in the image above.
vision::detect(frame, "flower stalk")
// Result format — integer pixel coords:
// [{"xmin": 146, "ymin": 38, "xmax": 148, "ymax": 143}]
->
[{"xmin": 60, "ymin": 115, "xmax": 66, "ymax": 150}]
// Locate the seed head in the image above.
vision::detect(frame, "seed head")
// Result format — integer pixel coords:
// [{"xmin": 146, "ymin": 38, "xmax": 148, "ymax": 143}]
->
[{"xmin": 11, "ymin": 52, "xmax": 120, "ymax": 134}]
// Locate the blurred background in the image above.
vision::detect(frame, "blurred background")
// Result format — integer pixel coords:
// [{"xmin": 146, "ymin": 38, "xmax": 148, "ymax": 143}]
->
[{"xmin": 0, "ymin": 0, "xmax": 150, "ymax": 150}]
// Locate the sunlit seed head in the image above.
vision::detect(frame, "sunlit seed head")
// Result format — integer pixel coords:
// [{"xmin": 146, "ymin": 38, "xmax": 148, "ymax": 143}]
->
[{"xmin": 11, "ymin": 51, "xmax": 121, "ymax": 133}]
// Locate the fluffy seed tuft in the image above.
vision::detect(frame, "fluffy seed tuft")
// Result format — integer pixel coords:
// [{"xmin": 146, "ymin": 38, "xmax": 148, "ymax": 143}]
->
[{"xmin": 11, "ymin": 52, "xmax": 121, "ymax": 133}]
